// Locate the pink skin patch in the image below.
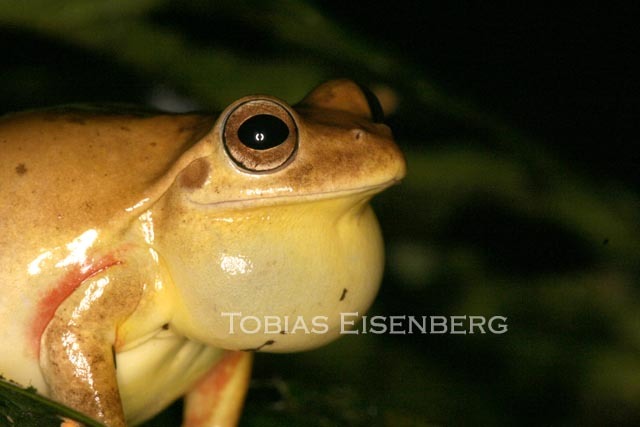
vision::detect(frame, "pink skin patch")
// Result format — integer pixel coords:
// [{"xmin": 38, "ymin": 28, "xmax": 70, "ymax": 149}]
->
[{"xmin": 29, "ymin": 254, "xmax": 121, "ymax": 357}]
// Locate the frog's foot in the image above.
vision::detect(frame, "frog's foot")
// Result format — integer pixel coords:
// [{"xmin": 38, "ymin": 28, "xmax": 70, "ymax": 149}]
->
[{"xmin": 182, "ymin": 351, "xmax": 253, "ymax": 427}]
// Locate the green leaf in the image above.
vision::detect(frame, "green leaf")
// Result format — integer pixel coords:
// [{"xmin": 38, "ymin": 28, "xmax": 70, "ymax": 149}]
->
[{"xmin": 0, "ymin": 377, "xmax": 104, "ymax": 427}]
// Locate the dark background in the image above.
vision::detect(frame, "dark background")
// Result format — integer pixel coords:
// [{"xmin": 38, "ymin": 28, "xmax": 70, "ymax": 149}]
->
[
  {"xmin": 333, "ymin": 3, "xmax": 637, "ymax": 185},
  {"xmin": 3, "ymin": 3, "xmax": 636, "ymax": 184},
  {"xmin": 1, "ymin": 1, "xmax": 638, "ymax": 426}
]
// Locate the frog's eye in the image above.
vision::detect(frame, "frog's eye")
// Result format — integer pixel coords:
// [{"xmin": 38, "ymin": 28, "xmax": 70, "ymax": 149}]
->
[{"xmin": 223, "ymin": 100, "xmax": 298, "ymax": 172}]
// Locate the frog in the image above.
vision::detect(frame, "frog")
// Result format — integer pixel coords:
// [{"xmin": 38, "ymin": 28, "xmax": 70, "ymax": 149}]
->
[{"xmin": 0, "ymin": 79, "xmax": 406, "ymax": 426}]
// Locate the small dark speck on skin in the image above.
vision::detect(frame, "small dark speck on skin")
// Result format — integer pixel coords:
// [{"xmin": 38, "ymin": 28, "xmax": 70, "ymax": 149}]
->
[
  {"xmin": 340, "ymin": 288, "xmax": 348, "ymax": 301},
  {"xmin": 15, "ymin": 163, "xmax": 27, "ymax": 175},
  {"xmin": 162, "ymin": 323, "xmax": 169, "ymax": 330},
  {"xmin": 179, "ymin": 124, "xmax": 198, "ymax": 133}
]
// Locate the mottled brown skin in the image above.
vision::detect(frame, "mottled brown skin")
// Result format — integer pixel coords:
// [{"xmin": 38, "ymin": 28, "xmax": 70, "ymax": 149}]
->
[{"xmin": 0, "ymin": 110, "xmax": 214, "ymax": 259}]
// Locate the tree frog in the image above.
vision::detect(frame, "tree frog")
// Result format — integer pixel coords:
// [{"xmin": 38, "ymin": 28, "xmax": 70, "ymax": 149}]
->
[{"xmin": 0, "ymin": 80, "xmax": 405, "ymax": 426}]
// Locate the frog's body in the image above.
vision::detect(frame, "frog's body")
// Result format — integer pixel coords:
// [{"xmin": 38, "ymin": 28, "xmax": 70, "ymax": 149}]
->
[{"xmin": 0, "ymin": 80, "xmax": 405, "ymax": 426}]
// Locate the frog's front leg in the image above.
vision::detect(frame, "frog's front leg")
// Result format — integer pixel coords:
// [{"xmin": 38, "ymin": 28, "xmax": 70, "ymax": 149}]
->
[
  {"xmin": 40, "ymin": 264, "xmax": 144, "ymax": 427},
  {"xmin": 183, "ymin": 351, "xmax": 253, "ymax": 427}
]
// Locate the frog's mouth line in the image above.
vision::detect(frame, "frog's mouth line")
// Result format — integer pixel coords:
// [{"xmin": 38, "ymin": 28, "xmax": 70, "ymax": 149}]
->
[{"xmin": 187, "ymin": 179, "xmax": 401, "ymax": 209}]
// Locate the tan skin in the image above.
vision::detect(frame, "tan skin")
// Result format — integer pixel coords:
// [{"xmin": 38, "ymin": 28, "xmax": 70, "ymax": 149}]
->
[{"xmin": 0, "ymin": 80, "xmax": 405, "ymax": 426}]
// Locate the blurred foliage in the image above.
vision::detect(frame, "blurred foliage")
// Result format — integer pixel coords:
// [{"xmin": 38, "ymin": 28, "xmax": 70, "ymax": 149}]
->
[
  {"xmin": 0, "ymin": 377, "xmax": 103, "ymax": 426},
  {"xmin": 1, "ymin": 1, "xmax": 638, "ymax": 426}
]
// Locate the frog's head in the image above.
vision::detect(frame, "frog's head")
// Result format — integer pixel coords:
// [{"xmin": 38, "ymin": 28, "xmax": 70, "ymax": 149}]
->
[{"xmin": 156, "ymin": 79, "xmax": 405, "ymax": 352}]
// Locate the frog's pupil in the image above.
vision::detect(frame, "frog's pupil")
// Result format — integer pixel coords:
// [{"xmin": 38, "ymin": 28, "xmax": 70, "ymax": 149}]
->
[{"xmin": 238, "ymin": 114, "xmax": 289, "ymax": 150}]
